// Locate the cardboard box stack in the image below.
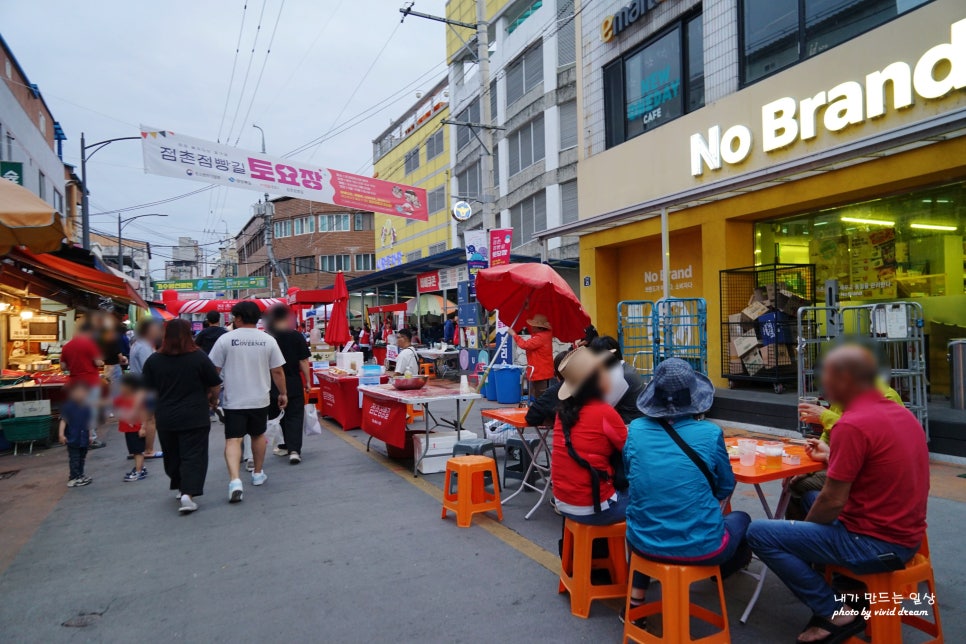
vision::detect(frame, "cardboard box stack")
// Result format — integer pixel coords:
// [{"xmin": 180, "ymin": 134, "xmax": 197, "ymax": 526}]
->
[{"xmin": 726, "ymin": 282, "xmax": 806, "ymax": 377}]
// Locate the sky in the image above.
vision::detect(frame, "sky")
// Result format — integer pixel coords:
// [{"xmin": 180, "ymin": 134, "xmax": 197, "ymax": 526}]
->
[{"xmin": 0, "ymin": 0, "xmax": 447, "ymax": 271}]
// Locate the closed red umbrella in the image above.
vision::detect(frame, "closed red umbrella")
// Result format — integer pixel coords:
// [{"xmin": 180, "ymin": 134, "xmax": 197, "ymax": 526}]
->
[
  {"xmin": 324, "ymin": 271, "xmax": 352, "ymax": 346},
  {"xmin": 475, "ymin": 263, "xmax": 590, "ymax": 342}
]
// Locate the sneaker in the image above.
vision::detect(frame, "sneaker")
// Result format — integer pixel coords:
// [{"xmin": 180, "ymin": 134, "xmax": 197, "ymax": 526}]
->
[
  {"xmin": 123, "ymin": 469, "xmax": 140, "ymax": 482},
  {"xmin": 273, "ymin": 446, "xmax": 288, "ymax": 457},
  {"xmin": 252, "ymin": 471, "xmax": 268, "ymax": 486},
  {"xmin": 289, "ymin": 452, "xmax": 301, "ymax": 465},
  {"xmin": 245, "ymin": 459, "xmax": 255, "ymax": 472},
  {"xmin": 618, "ymin": 607, "xmax": 647, "ymax": 630},
  {"xmin": 89, "ymin": 440, "xmax": 105, "ymax": 449},
  {"xmin": 178, "ymin": 494, "xmax": 198, "ymax": 514},
  {"xmin": 228, "ymin": 478, "xmax": 244, "ymax": 503},
  {"xmin": 67, "ymin": 477, "xmax": 80, "ymax": 488},
  {"xmin": 214, "ymin": 407, "xmax": 225, "ymax": 424},
  {"xmin": 74, "ymin": 476, "xmax": 92, "ymax": 487},
  {"xmin": 140, "ymin": 467, "xmax": 148, "ymax": 478}
]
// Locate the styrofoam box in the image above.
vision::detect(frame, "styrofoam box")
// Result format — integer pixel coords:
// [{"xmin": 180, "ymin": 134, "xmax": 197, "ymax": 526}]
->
[
  {"xmin": 413, "ymin": 430, "xmax": 478, "ymax": 474},
  {"xmin": 14, "ymin": 399, "xmax": 51, "ymax": 418}
]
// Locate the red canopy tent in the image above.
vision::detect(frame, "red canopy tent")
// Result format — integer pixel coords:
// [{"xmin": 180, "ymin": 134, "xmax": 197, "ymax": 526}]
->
[{"xmin": 161, "ymin": 290, "xmax": 284, "ymax": 315}]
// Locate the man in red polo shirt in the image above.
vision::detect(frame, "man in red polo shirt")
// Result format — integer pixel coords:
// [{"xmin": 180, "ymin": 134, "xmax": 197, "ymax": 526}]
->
[
  {"xmin": 747, "ymin": 345, "xmax": 929, "ymax": 643},
  {"xmin": 61, "ymin": 322, "xmax": 105, "ymax": 447}
]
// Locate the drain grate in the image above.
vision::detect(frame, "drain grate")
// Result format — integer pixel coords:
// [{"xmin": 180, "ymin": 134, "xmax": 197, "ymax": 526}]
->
[{"xmin": 0, "ymin": 470, "xmax": 19, "ymax": 481}]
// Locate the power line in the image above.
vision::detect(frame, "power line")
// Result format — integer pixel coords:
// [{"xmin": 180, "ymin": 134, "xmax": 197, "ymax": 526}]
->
[
  {"xmin": 216, "ymin": 1, "xmax": 250, "ymax": 143},
  {"xmin": 224, "ymin": 0, "xmax": 270, "ymax": 144},
  {"xmin": 231, "ymin": 0, "xmax": 287, "ymax": 146}
]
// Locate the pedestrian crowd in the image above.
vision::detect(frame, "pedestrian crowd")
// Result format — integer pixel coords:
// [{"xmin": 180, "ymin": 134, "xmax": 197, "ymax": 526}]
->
[{"xmin": 58, "ymin": 302, "xmax": 311, "ymax": 515}]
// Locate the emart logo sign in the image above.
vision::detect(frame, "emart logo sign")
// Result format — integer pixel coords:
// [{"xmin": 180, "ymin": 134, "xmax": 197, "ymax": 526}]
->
[{"xmin": 601, "ymin": 0, "xmax": 670, "ymax": 43}]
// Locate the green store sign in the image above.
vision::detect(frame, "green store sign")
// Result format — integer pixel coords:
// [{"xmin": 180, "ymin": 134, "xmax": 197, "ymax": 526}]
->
[{"xmin": 154, "ymin": 276, "xmax": 268, "ymax": 292}]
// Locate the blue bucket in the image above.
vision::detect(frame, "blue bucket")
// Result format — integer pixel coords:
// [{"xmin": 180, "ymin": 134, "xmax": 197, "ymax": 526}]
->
[
  {"xmin": 483, "ymin": 369, "xmax": 498, "ymax": 401},
  {"xmin": 494, "ymin": 366, "xmax": 524, "ymax": 405}
]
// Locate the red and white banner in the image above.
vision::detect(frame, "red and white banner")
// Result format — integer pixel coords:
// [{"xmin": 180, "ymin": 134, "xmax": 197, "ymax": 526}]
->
[
  {"xmin": 490, "ymin": 228, "xmax": 513, "ymax": 266},
  {"xmin": 417, "ymin": 270, "xmax": 440, "ymax": 293},
  {"xmin": 140, "ymin": 126, "xmax": 429, "ymax": 221}
]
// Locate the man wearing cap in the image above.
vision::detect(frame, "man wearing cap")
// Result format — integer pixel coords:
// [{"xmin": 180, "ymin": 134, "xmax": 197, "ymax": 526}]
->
[
  {"xmin": 508, "ymin": 314, "xmax": 555, "ymax": 397},
  {"xmin": 622, "ymin": 358, "xmax": 752, "ymax": 619}
]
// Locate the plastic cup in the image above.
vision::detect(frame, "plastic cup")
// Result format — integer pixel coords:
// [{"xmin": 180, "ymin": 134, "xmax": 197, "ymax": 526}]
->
[
  {"xmin": 763, "ymin": 441, "xmax": 784, "ymax": 468},
  {"xmin": 738, "ymin": 439, "xmax": 758, "ymax": 467},
  {"xmin": 799, "ymin": 396, "xmax": 819, "ymax": 405}
]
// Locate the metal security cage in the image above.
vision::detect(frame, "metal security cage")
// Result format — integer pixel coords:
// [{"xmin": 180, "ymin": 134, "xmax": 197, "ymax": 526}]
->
[
  {"xmin": 720, "ymin": 263, "xmax": 816, "ymax": 393},
  {"xmin": 619, "ymin": 298, "xmax": 708, "ymax": 384}
]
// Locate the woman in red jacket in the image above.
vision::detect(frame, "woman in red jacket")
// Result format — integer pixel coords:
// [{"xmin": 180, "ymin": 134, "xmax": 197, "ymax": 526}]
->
[
  {"xmin": 508, "ymin": 313, "xmax": 555, "ymax": 397},
  {"xmin": 551, "ymin": 347, "xmax": 629, "ymax": 525}
]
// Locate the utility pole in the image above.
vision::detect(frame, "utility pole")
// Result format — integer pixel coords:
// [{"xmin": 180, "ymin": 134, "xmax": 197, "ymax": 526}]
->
[
  {"xmin": 400, "ymin": 1, "xmax": 497, "ymax": 228},
  {"xmin": 253, "ymin": 124, "xmax": 288, "ymax": 296},
  {"xmin": 79, "ymin": 133, "xmax": 141, "ymax": 249},
  {"xmin": 117, "ymin": 212, "xmax": 167, "ymax": 279}
]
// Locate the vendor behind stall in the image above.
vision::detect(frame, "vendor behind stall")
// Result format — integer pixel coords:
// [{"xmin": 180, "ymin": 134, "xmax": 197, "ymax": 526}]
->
[
  {"xmin": 392, "ymin": 329, "xmax": 420, "ymax": 377},
  {"xmin": 507, "ymin": 314, "xmax": 554, "ymax": 397}
]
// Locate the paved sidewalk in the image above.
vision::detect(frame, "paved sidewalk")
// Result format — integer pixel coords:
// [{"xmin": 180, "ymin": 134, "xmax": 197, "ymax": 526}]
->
[{"xmin": 0, "ymin": 405, "xmax": 961, "ymax": 643}]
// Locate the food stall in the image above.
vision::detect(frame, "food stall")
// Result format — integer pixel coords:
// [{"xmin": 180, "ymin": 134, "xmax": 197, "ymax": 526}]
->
[
  {"xmin": 366, "ymin": 302, "xmax": 408, "ymax": 366},
  {"xmin": 316, "ymin": 364, "xmax": 390, "ymax": 431}
]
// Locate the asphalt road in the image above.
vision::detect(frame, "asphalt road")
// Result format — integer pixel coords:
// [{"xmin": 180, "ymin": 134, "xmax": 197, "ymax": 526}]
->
[{"xmin": 0, "ymin": 411, "xmax": 960, "ymax": 643}]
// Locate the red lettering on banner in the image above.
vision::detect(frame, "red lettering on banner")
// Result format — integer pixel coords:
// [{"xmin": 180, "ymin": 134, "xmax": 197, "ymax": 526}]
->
[
  {"xmin": 248, "ymin": 157, "xmax": 275, "ymax": 181},
  {"xmin": 275, "ymin": 164, "xmax": 299, "ymax": 186},
  {"xmin": 299, "ymin": 169, "xmax": 323, "ymax": 190}
]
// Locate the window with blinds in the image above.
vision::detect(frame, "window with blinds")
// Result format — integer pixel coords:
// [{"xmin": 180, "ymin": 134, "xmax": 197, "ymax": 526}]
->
[
  {"xmin": 510, "ymin": 190, "xmax": 547, "ymax": 247},
  {"xmin": 508, "ymin": 115, "xmax": 546, "ymax": 177},
  {"xmin": 457, "ymin": 162, "xmax": 481, "ymax": 199},
  {"xmin": 404, "ymin": 147, "xmax": 420, "ymax": 174},
  {"xmin": 426, "ymin": 130, "xmax": 444, "ymax": 161},
  {"xmin": 429, "ymin": 241, "xmax": 448, "ymax": 255},
  {"xmin": 427, "ymin": 186, "xmax": 447, "ymax": 214},
  {"xmin": 406, "ymin": 249, "xmax": 423, "ymax": 263},
  {"xmin": 559, "ymin": 100, "xmax": 577, "ymax": 150},
  {"xmin": 319, "ymin": 254, "xmax": 350, "ymax": 272},
  {"xmin": 505, "ymin": 43, "xmax": 544, "ymax": 107},
  {"xmin": 456, "ymin": 99, "xmax": 480, "ymax": 150},
  {"xmin": 556, "ymin": 0, "xmax": 576, "ymax": 67},
  {"xmin": 294, "ymin": 256, "xmax": 315, "ymax": 274},
  {"xmin": 560, "ymin": 180, "xmax": 578, "ymax": 224}
]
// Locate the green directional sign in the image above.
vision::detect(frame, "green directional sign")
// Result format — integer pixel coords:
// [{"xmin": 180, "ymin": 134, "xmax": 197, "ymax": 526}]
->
[
  {"xmin": 1, "ymin": 161, "xmax": 24, "ymax": 185},
  {"xmin": 154, "ymin": 276, "xmax": 268, "ymax": 292}
]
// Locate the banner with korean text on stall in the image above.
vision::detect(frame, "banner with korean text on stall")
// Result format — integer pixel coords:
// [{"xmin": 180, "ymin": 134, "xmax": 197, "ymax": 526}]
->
[
  {"xmin": 489, "ymin": 228, "xmax": 512, "ymax": 266},
  {"xmin": 140, "ymin": 126, "xmax": 428, "ymax": 221}
]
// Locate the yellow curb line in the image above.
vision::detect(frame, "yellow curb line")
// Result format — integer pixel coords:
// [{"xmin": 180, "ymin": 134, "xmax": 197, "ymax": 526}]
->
[{"xmin": 325, "ymin": 422, "xmax": 562, "ymax": 575}]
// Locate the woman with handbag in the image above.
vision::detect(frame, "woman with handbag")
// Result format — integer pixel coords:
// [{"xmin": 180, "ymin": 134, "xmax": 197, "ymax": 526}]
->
[
  {"xmin": 550, "ymin": 347, "xmax": 628, "ymax": 525},
  {"xmin": 623, "ymin": 358, "xmax": 752, "ymax": 621}
]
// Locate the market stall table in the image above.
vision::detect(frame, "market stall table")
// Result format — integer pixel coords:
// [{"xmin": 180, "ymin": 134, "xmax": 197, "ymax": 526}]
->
[
  {"xmin": 481, "ymin": 407, "xmax": 552, "ymax": 520},
  {"xmin": 315, "ymin": 370, "xmax": 389, "ymax": 431},
  {"xmin": 416, "ymin": 347, "xmax": 459, "ymax": 378},
  {"xmin": 725, "ymin": 437, "xmax": 824, "ymax": 623},
  {"xmin": 358, "ymin": 383, "xmax": 481, "ymax": 476}
]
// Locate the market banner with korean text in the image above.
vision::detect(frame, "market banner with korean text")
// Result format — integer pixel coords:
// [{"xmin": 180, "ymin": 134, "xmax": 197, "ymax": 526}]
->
[
  {"xmin": 464, "ymin": 229, "xmax": 489, "ymax": 299},
  {"xmin": 489, "ymin": 228, "xmax": 512, "ymax": 266},
  {"xmin": 140, "ymin": 126, "xmax": 428, "ymax": 221}
]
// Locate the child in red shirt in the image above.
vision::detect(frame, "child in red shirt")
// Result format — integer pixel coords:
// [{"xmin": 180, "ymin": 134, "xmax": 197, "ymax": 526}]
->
[{"xmin": 115, "ymin": 374, "xmax": 147, "ymax": 482}]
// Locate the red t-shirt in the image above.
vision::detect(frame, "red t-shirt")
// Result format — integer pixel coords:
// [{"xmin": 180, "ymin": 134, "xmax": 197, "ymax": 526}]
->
[
  {"xmin": 61, "ymin": 335, "xmax": 102, "ymax": 386},
  {"xmin": 551, "ymin": 400, "xmax": 627, "ymax": 508},
  {"xmin": 113, "ymin": 395, "xmax": 141, "ymax": 433},
  {"xmin": 827, "ymin": 390, "xmax": 929, "ymax": 548}
]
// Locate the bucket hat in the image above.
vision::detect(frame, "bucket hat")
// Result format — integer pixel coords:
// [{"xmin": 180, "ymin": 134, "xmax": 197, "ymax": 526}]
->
[
  {"xmin": 636, "ymin": 358, "xmax": 715, "ymax": 418},
  {"xmin": 557, "ymin": 347, "xmax": 607, "ymax": 400},
  {"xmin": 527, "ymin": 313, "xmax": 551, "ymax": 330}
]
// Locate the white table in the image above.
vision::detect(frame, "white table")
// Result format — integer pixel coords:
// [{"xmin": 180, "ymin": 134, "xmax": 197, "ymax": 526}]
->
[
  {"xmin": 358, "ymin": 384, "xmax": 481, "ymax": 476},
  {"xmin": 416, "ymin": 348, "xmax": 460, "ymax": 377}
]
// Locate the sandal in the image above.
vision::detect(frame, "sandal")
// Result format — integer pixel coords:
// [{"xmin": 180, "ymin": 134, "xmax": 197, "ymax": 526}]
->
[{"xmin": 796, "ymin": 614, "xmax": 866, "ymax": 644}]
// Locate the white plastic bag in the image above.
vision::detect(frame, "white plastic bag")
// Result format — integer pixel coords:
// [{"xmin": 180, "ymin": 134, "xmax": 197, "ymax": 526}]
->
[
  {"xmin": 303, "ymin": 405, "xmax": 323, "ymax": 436},
  {"xmin": 265, "ymin": 410, "xmax": 284, "ymax": 448}
]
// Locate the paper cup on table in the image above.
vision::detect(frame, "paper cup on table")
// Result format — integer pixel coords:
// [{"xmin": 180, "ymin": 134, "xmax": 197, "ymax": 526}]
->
[
  {"xmin": 737, "ymin": 439, "xmax": 758, "ymax": 467},
  {"xmin": 459, "ymin": 375, "xmax": 470, "ymax": 395}
]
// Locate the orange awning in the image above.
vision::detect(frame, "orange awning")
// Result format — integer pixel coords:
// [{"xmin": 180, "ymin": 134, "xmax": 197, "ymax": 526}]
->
[
  {"xmin": 0, "ymin": 179, "xmax": 72, "ymax": 255},
  {"xmin": 4, "ymin": 247, "xmax": 147, "ymax": 307}
]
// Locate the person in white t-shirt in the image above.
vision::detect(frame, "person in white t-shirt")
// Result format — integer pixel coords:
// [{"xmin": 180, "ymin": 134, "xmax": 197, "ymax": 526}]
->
[
  {"xmin": 208, "ymin": 301, "xmax": 287, "ymax": 504},
  {"xmin": 393, "ymin": 328, "xmax": 421, "ymax": 376}
]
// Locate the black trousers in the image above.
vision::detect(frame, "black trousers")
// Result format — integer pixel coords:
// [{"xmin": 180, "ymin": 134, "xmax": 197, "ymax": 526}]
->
[
  {"xmin": 67, "ymin": 446, "xmax": 88, "ymax": 480},
  {"xmin": 270, "ymin": 395, "xmax": 305, "ymax": 455},
  {"xmin": 158, "ymin": 426, "xmax": 210, "ymax": 496}
]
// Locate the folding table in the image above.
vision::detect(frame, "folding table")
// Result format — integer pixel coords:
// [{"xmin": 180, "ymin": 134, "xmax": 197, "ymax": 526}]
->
[{"xmin": 481, "ymin": 407, "xmax": 553, "ymax": 520}]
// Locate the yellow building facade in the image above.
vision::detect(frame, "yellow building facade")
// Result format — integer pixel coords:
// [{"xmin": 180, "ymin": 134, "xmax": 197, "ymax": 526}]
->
[{"xmin": 372, "ymin": 79, "xmax": 452, "ymax": 270}]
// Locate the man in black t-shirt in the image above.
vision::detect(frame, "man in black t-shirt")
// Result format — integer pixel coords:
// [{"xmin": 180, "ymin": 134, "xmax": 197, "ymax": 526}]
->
[
  {"xmin": 195, "ymin": 311, "xmax": 228, "ymax": 354},
  {"xmin": 266, "ymin": 305, "xmax": 312, "ymax": 464}
]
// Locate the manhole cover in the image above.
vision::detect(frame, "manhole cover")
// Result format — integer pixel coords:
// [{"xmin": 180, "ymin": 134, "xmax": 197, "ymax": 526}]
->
[
  {"xmin": 62, "ymin": 613, "xmax": 101, "ymax": 628},
  {"xmin": 0, "ymin": 470, "xmax": 18, "ymax": 481}
]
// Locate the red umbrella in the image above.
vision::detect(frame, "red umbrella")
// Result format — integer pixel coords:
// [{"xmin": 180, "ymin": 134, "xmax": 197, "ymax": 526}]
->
[
  {"xmin": 324, "ymin": 271, "xmax": 352, "ymax": 346},
  {"xmin": 475, "ymin": 263, "xmax": 591, "ymax": 342}
]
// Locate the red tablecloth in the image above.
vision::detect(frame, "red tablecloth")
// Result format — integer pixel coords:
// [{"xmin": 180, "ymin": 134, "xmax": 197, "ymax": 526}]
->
[{"xmin": 316, "ymin": 372, "xmax": 388, "ymax": 431}]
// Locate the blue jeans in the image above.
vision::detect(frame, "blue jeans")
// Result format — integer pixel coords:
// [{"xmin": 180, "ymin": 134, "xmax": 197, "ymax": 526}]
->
[
  {"xmin": 560, "ymin": 490, "xmax": 629, "ymax": 526},
  {"xmin": 633, "ymin": 512, "xmax": 752, "ymax": 590},
  {"xmin": 746, "ymin": 491, "xmax": 918, "ymax": 618}
]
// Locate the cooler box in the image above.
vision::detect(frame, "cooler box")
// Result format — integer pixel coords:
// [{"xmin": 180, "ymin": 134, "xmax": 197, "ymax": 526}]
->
[
  {"xmin": 494, "ymin": 365, "xmax": 524, "ymax": 404},
  {"xmin": 413, "ymin": 430, "xmax": 478, "ymax": 474},
  {"xmin": 359, "ymin": 364, "xmax": 383, "ymax": 386}
]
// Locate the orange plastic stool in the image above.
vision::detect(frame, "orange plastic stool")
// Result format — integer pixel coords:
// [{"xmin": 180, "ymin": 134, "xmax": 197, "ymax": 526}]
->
[
  {"xmin": 441, "ymin": 456, "xmax": 503, "ymax": 528},
  {"xmin": 419, "ymin": 362, "xmax": 435, "ymax": 378},
  {"xmin": 824, "ymin": 539, "xmax": 942, "ymax": 644},
  {"xmin": 558, "ymin": 519, "xmax": 628, "ymax": 618},
  {"xmin": 624, "ymin": 553, "xmax": 730, "ymax": 644},
  {"xmin": 406, "ymin": 404, "xmax": 424, "ymax": 425}
]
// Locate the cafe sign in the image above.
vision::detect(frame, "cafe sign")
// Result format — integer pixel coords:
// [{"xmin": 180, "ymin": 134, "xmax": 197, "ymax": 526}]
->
[{"xmin": 689, "ymin": 18, "xmax": 966, "ymax": 177}]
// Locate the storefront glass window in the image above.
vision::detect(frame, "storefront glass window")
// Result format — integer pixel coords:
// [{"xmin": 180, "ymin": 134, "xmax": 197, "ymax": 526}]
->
[
  {"xmin": 742, "ymin": 0, "xmax": 932, "ymax": 84},
  {"xmin": 755, "ymin": 181, "xmax": 966, "ymax": 391}
]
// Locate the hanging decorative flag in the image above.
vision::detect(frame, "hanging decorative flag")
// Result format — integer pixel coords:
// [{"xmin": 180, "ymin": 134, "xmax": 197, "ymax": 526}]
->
[{"xmin": 140, "ymin": 125, "xmax": 429, "ymax": 221}]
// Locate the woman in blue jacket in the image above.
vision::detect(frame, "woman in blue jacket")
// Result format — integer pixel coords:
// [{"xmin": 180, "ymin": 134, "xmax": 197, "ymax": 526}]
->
[{"xmin": 623, "ymin": 359, "xmax": 751, "ymax": 618}]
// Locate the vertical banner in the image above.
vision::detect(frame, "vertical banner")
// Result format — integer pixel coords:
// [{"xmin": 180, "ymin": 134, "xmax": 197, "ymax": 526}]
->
[
  {"xmin": 489, "ymin": 228, "xmax": 513, "ymax": 266},
  {"xmin": 464, "ymin": 229, "xmax": 489, "ymax": 300}
]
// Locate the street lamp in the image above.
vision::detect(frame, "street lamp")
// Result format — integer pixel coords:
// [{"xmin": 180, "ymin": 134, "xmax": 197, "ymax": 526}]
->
[
  {"xmin": 80, "ymin": 133, "xmax": 142, "ymax": 250},
  {"xmin": 251, "ymin": 124, "xmax": 288, "ymax": 295},
  {"xmin": 117, "ymin": 212, "xmax": 168, "ymax": 275}
]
